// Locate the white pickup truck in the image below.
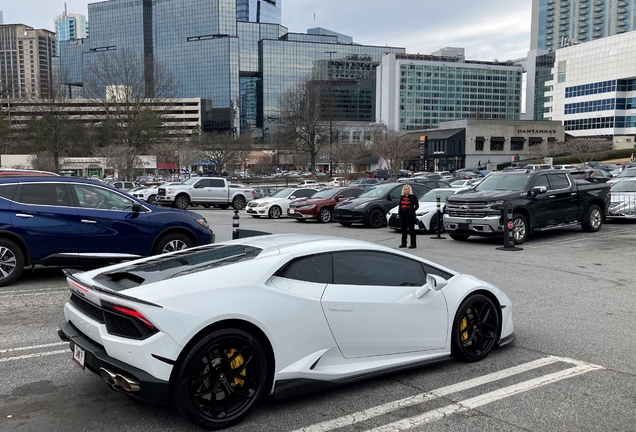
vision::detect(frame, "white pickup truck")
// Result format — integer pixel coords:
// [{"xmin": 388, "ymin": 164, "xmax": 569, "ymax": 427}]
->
[{"xmin": 156, "ymin": 177, "xmax": 255, "ymax": 210}]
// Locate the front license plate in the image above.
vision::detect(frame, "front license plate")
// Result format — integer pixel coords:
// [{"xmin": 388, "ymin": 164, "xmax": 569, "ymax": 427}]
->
[
  {"xmin": 73, "ymin": 344, "xmax": 86, "ymax": 370},
  {"xmin": 289, "ymin": 209, "xmax": 294, "ymax": 214},
  {"xmin": 458, "ymin": 223, "xmax": 470, "ymax": 230}
]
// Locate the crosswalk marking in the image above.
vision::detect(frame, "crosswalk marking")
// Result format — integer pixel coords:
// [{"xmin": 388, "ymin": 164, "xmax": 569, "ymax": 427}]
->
[{"xmin": 293, "ymin": 356, "xmax": 603, "ymax": 432}]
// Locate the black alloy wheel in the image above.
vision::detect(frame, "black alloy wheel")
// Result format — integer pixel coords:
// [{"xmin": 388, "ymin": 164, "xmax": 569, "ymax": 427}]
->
[
  {"xmin": 0, "ymin": 239, "xmax": 25, "ymax": 287},
  {"xmin": 367, "ymin": 208, "xmax": 386, "ymax": 228},
  {"xmin": 429, "ymin": 213, "xmax": 443, "ymax": 233},
  {"xmin": 451, "ymin": 294, "xmax": 500, "ymax": 362},
  {"xmin": 173, "ymin": 328, "xmax": 268, "ymax": 430},
  {"xmin": 147, "ymin": 194, "xmax": 157, "ymax": 205},
  {"xmin": 318, "ymin": 207, "xmax": 333, "ymax": 223}
]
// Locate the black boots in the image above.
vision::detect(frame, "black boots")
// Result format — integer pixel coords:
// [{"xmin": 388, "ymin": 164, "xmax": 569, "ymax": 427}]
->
[
  {"xmin": 408, "ymin": 244, "xmax": 417, "ymax": 249},
  {"xmin": 399, "ymin": 244, "xmax": 407, "ymax": 248}
]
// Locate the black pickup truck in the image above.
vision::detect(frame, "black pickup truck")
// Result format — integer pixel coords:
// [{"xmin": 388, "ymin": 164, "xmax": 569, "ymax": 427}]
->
[{"xmin": 443, "ymin": 169, "xmax": 611, "ymax": 244}]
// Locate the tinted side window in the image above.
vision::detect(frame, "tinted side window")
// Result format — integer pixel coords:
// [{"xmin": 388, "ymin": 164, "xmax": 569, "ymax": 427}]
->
[
  {"xmin": 532, "ymin": 174, "xmax": 550, "ymax": 189},
  {"xmin": 549, "ymin": 173, "xmax": 570, "ymax": 190},
  {"xmin": 389, "ymin": 186, "xmax": 402, "ymax": 199},
  {"xmin": 295, "ymin": 189, "xmax": 316, "ymax": 198},
  {"xmin": 411, "ymin": 184, "xmax": 430, "ymax": 196},
  {"xmin": 275, "ymin": 253, "xmax": 332, "ymax": 284},
  {"xmin": 17, "ymin": 183, "xmax": 70, "ymax": 206},
  {"xmin": 341, "ymin": 188, "xmax": 362, "ymax": 198},
  {"xmin": 0, "ymin": 184, "xmax": 17, "ymax": 200},
  {"xmin": 197, "ymin": 179, "xmax": 212, "ymax": 188},
  {"xmin": 333, "ymin": 251, "xmax": 426, "ymax": 287},
  {"xmin": 209, "ymin": 179, "xmax": 225, "ymax": 188}
]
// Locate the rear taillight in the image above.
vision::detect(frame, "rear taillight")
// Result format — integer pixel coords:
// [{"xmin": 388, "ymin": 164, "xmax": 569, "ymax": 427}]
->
[
  {"xmin": 108, "ymin": 305, "xmax": 156, "ymax": 330},
  {"xmin": 70, "ymin": 280, "xmax": 89, "ymax": 293},
  {"xmin": 251, "ymin": 190, "xmax": 255, "ymax": 197}
]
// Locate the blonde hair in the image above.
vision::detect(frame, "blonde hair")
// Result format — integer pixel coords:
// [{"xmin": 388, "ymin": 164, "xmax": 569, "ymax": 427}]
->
[{"xmin": 401, "ymin": 185, "xmax": 412, "ymax": 196}]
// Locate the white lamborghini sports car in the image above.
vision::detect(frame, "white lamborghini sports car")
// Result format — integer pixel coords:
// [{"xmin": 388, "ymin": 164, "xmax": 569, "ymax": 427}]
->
[{"xmin": 58, "ymin": 234, "xmax": 515, "ymax": 430}]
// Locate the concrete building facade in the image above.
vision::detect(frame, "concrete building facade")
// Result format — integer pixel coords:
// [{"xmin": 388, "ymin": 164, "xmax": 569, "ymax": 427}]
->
[
  {"xmin": 544, "ymin": 31, "xmax": 636, "ymax": 137},
  {"xmin": 0, "ymin": 24, "xmax": 57, "ymax": 99}
]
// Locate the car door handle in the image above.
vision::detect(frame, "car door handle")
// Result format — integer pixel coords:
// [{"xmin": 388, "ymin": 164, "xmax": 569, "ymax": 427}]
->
[
  {"xmin": 81, "ymin": 220, "xmax": 97, "ymax": 224},
  {"xmin": 15, "ymin": 213, "xmax": 33, "ymax": 218},
  {"xmin": 571, "ymin": 192, "xmax": 577, "ymax": 196},
  {"xmin": 328, "ymin": 304, "xmax": 353, "ymax": 312},
  {"xmin": 548, "ymin": 195, "xmax": 556, "ymax": 198}
]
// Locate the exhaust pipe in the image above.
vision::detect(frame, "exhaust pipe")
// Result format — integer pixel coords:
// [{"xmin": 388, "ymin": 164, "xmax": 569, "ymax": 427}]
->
[
  {"xmin": 115, "ymin": 374, "xmax": 140, "ymax": 392},
  {"xmin": 99, "ymin": 368, "xmax": 118, "ymax": 386}
]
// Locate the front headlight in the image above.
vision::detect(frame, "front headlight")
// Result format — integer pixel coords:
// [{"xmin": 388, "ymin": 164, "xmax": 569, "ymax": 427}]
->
[
  {"xmin": 355, "ymin": 202, "xmax": 370, "ymax": 209},
  {"xmin": 258, "ymin": 202, "xmax": 269, "ymax": 207},
  {"xmin": 195, "ymin": 218, "xmax": 209, "ymax": 229},
  {"xmin": 166, "ymin": 188, "xmax": 175, "ymax": 194},
  {"xmin": 296, "ymin": 204, "xmax": 316, "ymax": 209}
]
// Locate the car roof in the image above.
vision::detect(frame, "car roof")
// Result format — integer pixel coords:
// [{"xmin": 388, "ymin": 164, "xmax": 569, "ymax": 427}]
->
[{"xmin": 0, "ymin": 169, "xmax": 59, "ymax": 177}]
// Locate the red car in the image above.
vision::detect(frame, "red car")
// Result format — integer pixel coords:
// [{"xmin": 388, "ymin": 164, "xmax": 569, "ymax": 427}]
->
[{"xmin": 287, "ymin": 187, "xmax": 364, "ymax": 223}]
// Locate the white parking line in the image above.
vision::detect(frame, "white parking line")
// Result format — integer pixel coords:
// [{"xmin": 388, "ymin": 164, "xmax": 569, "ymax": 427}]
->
[
  {"xmin": 0, "ymin": 349, "xmax": 68, "ymax": 363},
  {"xmin": 292, "ymin": 356, "xmax": 563, "ymax": 432},
  {"xmin": 0, "ymin": 291, "xmax": 67, "ymax": 298},
  {"xmin": 0, "ymin": 342, "xmax": 67, "ymax": 354},
  {"xmin": 368, "ymin": 364, "xmax": 601, "ymax": 431}
]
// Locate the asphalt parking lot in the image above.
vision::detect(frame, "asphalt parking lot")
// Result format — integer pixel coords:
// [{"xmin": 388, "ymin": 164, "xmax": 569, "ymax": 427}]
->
[{"xmin": 1, "ymin": 209, "xmax": 635, "ymax": 431}]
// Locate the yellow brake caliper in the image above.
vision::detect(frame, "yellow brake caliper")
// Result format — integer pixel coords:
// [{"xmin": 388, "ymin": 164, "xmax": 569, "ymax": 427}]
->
[
  {"xmin": 460, "ymin": 317, "xmax": 469, "ymax": 345},
  {"xmin": 226, "ymin": 348, "xmax": 246, "ymax": 386}
]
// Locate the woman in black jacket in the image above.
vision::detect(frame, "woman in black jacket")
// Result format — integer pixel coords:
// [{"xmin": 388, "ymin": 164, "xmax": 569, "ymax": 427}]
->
[{"xmin": 398, "ymin": 184, "xmax": 419, "ymax": 249}]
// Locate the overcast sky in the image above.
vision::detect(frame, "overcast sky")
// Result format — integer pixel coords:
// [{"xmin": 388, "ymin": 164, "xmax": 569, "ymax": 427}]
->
[{"xmin": 0, "ymin": 0, "xmax": 532, "ymax": 60}]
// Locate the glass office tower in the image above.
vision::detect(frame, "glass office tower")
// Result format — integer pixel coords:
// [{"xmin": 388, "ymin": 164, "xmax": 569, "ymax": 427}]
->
[
  {"xmin": 60, "ymin": 0, "xmax": 405, "ymax": 134},
  {"xmin": 531, "ymin": 0, "xmax": 636, "ymax": 52},
  {"xmin": 236, "ymin": 0, "xmax": 281, "ymax": 24}
]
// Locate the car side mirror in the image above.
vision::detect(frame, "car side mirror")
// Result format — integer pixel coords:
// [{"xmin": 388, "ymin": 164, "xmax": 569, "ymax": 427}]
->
[
  {"xmin": 132, "ymin": 202, "xmax": 142, "ymax": 213},
  {"xmin": 386, "ymin": 195, "xmax": 393, "ymax": 201},
  {"xmin": 289, "ymin": 196, "xmax": 296, "ymax": 200},
  {"xmin": 194, "ymin": 183, "xmax": 203, "ymax": 189},
  {"xmin": 531, "ymin": 186, "xmax": 547, "ymax": 196},
  {"xmin": 415, "ymin": 274, "xmax": 448, "ymax": 299}
]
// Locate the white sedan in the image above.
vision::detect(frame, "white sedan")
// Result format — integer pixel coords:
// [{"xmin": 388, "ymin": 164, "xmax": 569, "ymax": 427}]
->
[
  {"xmin": 57, "ymin": 234, "xmax": 514, "ymax": 430},
  {"xmin": 130, "ymin": 182, "xmax": 181, "ymax": 205},
  {"xmin": 245, "ymin": 187, "xmax": 317, "ymax": 218},
  {"xmin": 387, "ymin": 188, "xmax": 466, "ymax": 232}
]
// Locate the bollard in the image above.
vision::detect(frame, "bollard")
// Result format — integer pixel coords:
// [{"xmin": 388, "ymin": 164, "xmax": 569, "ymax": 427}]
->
[
  {"xmin": 496, "ymin": 201, "xmax": 523, "ymax": 251},
  {"xmin": 430, "ymin": 195, "xmax": 446, "ymax": 240},
  {"xmin": 232, "ymin": 210, "xmax": 240, "ymax": 240}
]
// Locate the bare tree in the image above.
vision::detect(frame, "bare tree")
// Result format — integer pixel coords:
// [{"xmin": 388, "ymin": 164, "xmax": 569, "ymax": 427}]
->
[
  {"xmin": 199, "ymin": 132, "xmax": 252, "ymax": 174},
  {"xmin": 29, "ymin": 151, "xmax": 56, "ymax": 172},
  {"xmin": 563, "ymin": 138, "xmax": 613, "ymax": 165},
  {"xmin": 84, "ymin": 48, "xmax": 175, "ymax": 179},
  {"xmin": 371, "ymin": 129, "xmax": 419, "ymax": 180},
  {"xmin": 277, "ymin": 77, "xmax": 332, "ymax": 175},
  {"xmin": 332, "ymin": 135, "xmax": 371, "ymax": 180},
  {"xmin": 24, "ymin": 70, "xmax": 87, "ymax": 172}
]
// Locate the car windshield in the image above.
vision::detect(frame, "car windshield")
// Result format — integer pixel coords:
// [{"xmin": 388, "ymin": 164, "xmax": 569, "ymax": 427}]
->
[
  {"xmin": 617, "ymin": 168, "xmax": 636, "ymax": 178},
  {"xmin": 475, "ymin": 173, "xmax": 532, "ymax": 191},
  {"xmin": 270, "ymin": 188, "xmax": 295, "ymax": 198},
  {"xmin": 359, "ymin": 183, "xmax": 396, "ymax": 198},
  {"xmin": 611, "ymin": 181, "xmax": 636, "ymax": 192},
  {"xmin": 421, "ymin": 189, "xmax": 456, "ymax": 202},
  {"xmin": 450, "ymin": 180, "xmax": 467, "ymax": 186},
  {"xmin": 310, "ymin": 188, "xmax": 338, "ymax": 199}
]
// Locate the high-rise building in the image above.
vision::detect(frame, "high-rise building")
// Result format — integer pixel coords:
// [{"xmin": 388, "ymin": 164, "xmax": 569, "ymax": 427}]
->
[
  {"xmin": 531, "ymin": 0, "xmax": 636, "ymax": 52},
  {"xmin": 376, "ymin": 51, "xmax": 523, "ymax": 131},
  {"xmin": 59, "ymin": 0, "xmax": 404, "ymax": 134},
  {"xmin": 0, "ymin": 24, "xmax": 57, "ymax": 99},
  {"xmin": 236, "ymin": 0, "xmax": 281, "ymax": 24},
  {"xmin": 54, "ymin": 4, "xmax": 89, "ymax": 42}
]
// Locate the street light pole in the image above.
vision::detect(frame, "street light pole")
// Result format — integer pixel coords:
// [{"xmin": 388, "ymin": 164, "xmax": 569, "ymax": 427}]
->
[{"xmin": 325, "ymin": 51, "xmax": 337, "ymax": 178}]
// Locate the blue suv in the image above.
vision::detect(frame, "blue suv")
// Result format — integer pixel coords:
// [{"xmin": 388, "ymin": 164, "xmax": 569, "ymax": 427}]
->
[{"xmin": 0, "ymin": 177, "xmax": 215, "ymax": 286}]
